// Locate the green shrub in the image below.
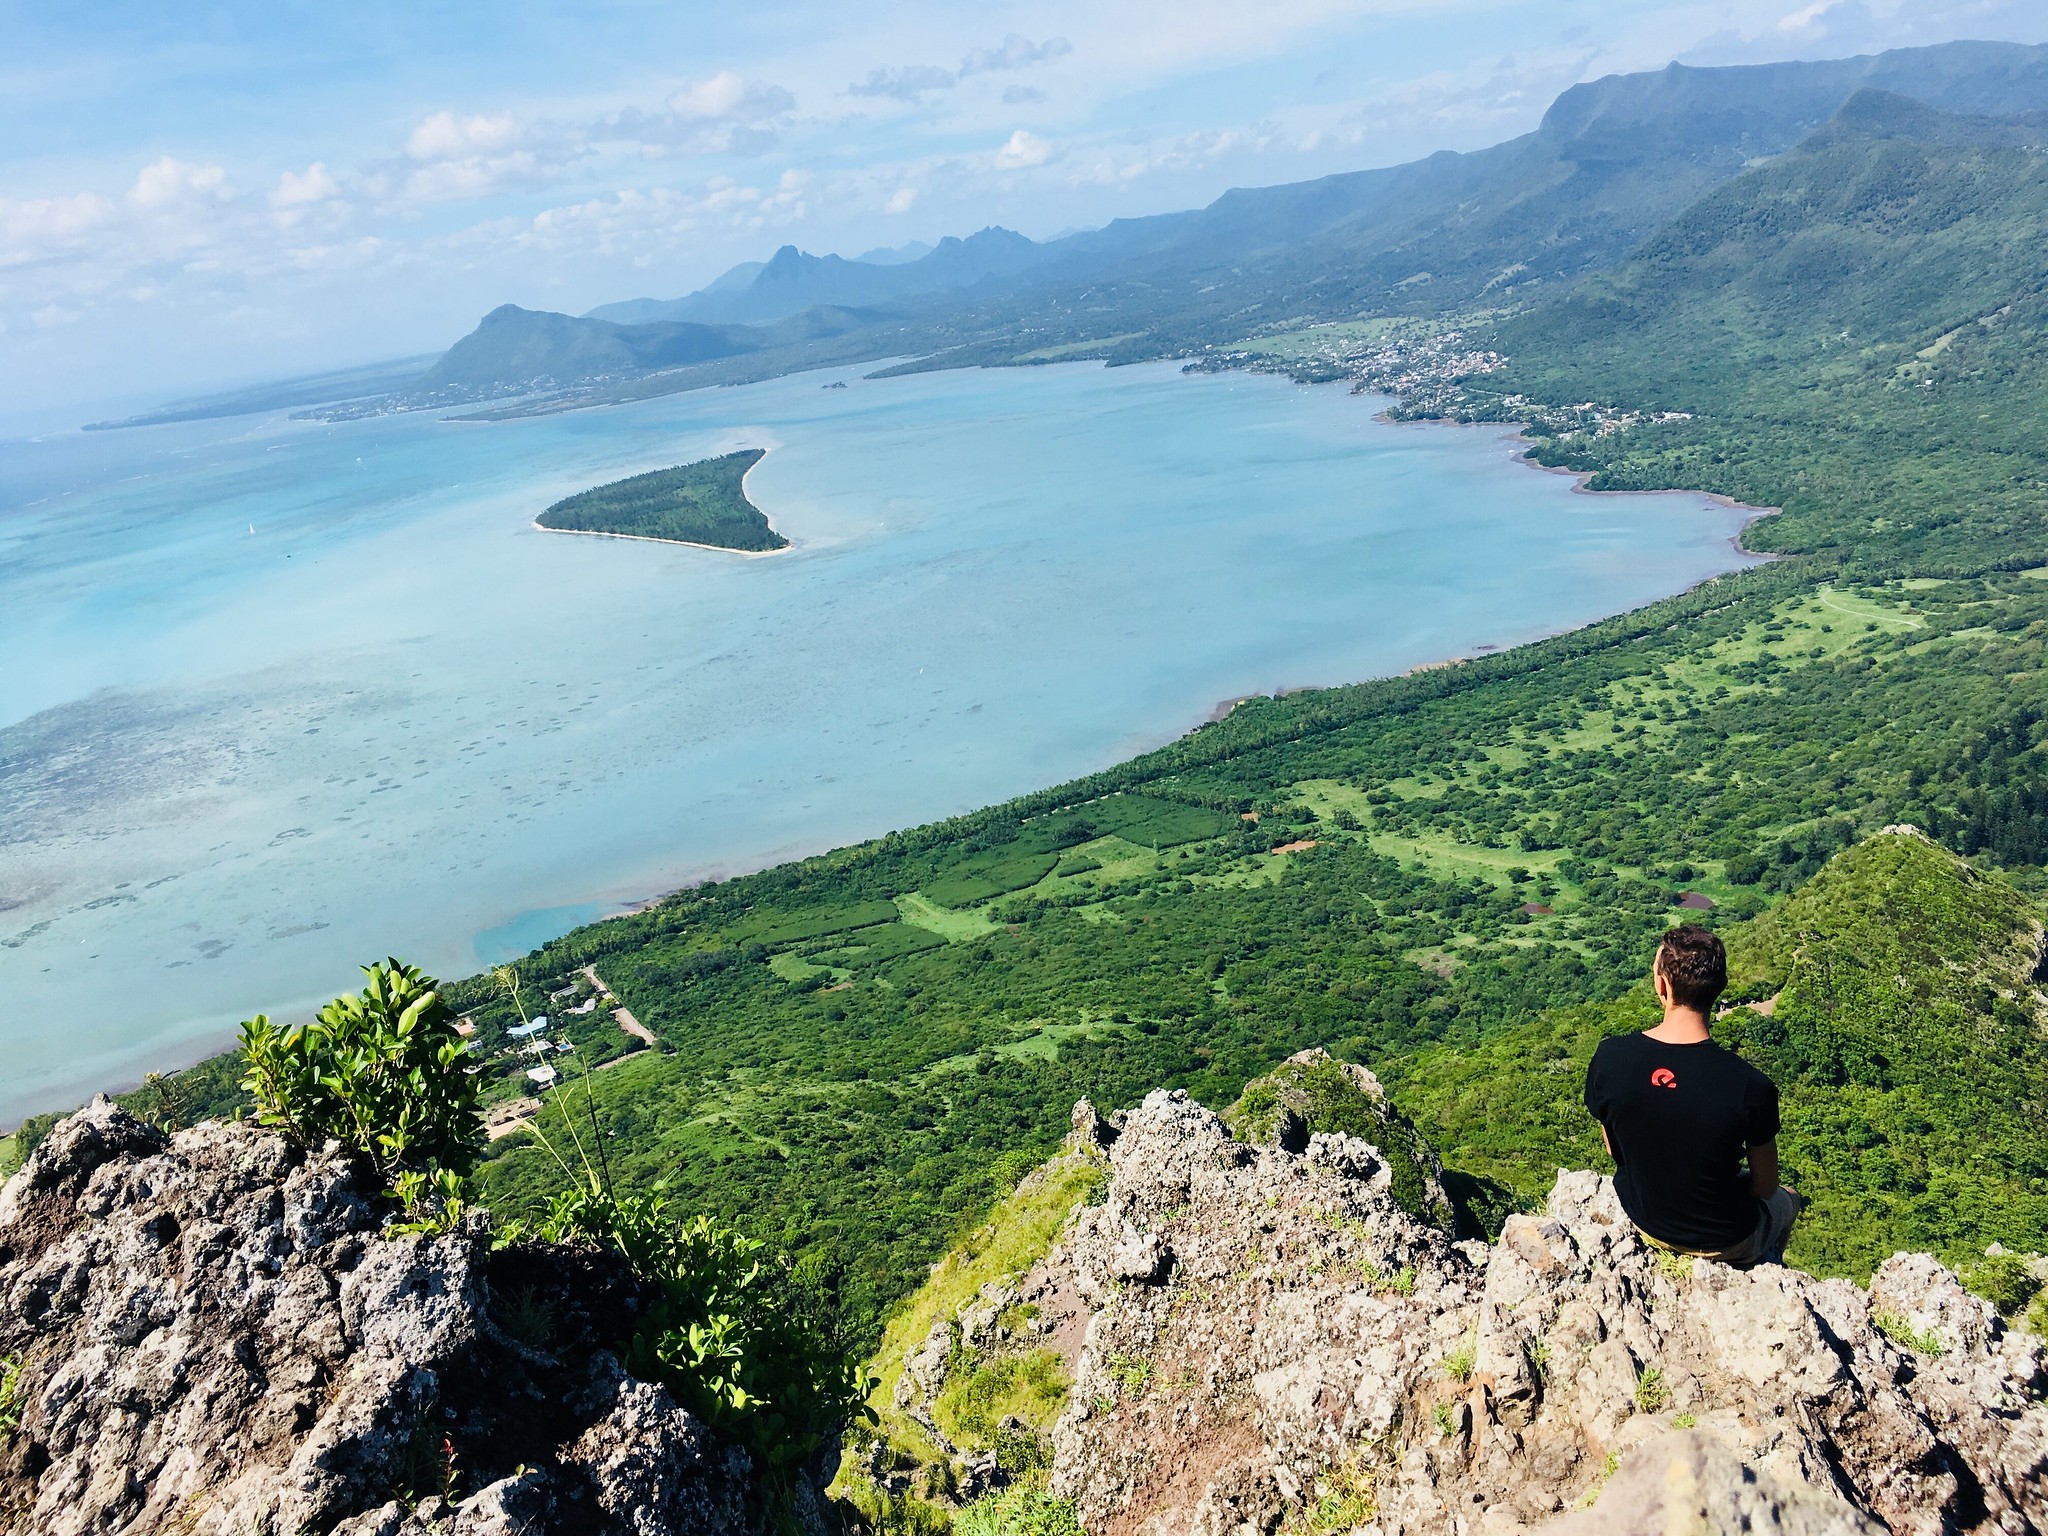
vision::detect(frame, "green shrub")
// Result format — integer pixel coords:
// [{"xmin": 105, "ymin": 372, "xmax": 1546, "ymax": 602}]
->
[
  {"xmin": 0, "ymin": 1353, "xmax": 22, "ymax": 1437},
  {"xmin": 953, "ymin": 1479, "xmax": 1084, "ymax": 1536},
  {"xmin": 1964, "ymin": 1253, "xmax": 2043, "ymax": 1319},
  {"xmin": 541, "ymin": 1185, "xmax": 872, "ymax": 1510},
  {"xmin": 936, "ymin": 1348, "xmax": 1068, "ymax": 1469},
  {"xmin": 1442, "ymin": 1332, "xmax": 1478, "ymax": 1384},
  {"xmin": 1872, "ymin": 1308, "xmax": 1945, "ymax": 1359},
  {"xmin": 239, "ymin": 959, "xmax": 483, "ymax": 1182},
  {"xmin": 840, "ymin": 1484, "xmax": 955, "ymax": 1535},
  {"xmin": 1633, "ymin": 1366, "xmax": 1667, "ymax": 1413}
]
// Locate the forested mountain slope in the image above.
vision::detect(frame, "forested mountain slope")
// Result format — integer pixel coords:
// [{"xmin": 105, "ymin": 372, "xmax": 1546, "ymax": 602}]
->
[
  {"xmin": 1453, "ymin": 92, "xmax": 2048, "ymax": 571},
  {"xmin": 415, "ymin": 41, "xmax": 2048, "ymax": 408}
]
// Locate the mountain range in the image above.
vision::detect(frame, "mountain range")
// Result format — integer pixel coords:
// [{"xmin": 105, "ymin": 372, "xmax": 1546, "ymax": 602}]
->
[
  {"xmin": 96, "ymin": 37, "xmax": 2048, "ymax": 426},
  {"xmin": 407, "ymin": 39, "xmax": 2048, "ymax": 408}
]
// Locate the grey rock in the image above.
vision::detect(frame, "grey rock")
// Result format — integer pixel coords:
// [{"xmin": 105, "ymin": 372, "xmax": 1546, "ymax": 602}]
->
[
  {"xmin": 1036, "ymin": 1090, "xmax": 2048, "ymax": 1536},
  {"xmin": 1540, "ymin": 1430, "xmax": 1884, "ymax": 1535},
  {"xmin": 0, "ymin": 1100, "xmax": 830, "ymax": 1536}
]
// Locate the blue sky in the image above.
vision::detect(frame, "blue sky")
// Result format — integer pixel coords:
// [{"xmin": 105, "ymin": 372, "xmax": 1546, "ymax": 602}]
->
[{"xmin": 4, "ymin": 0, "xmax": 2046, "ymax": 423}]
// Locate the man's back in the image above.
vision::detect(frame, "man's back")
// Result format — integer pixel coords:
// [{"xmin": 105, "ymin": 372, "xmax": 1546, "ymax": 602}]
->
[{"xmin": 1584, "ymin": 1031, "xmax": 1779, "ymax": 1251}]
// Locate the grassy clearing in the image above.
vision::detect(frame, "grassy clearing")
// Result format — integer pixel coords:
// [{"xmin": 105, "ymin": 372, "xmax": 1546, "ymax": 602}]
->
[
  {"xmin": 1366, "ymin": 829, "xmax": 1566, "ymax": 889},
  {"xmin": 811, "ymin": 923, "xmax": 949, "ymax": 967},
  {"xmin": 896, "ymin": 892, "xmax": 999, "ymax": 941},
  {"xmin": 768, "ymin": 952, "xmax": 838, "ymax": 984},
  {"xmin": 936, "ymin": 1347, "xmax": 1071, "ymax": 1447},
  {"xmin": 994, "ymin": 1016, "xmax": 1135, "ymax": 1061},
  {"xmin": 723, "ymin": 899, "xmax": 900, "ymax": 949},
  {"xmin": 867, "ymin": 1153, "xmax": 1106, "ymax": 1453}
]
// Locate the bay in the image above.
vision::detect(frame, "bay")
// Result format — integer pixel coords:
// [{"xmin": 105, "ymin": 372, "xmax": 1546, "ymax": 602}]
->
[{"xmin": 0, "ymin": 360, "xmax": 1757, "ymax": 1121}]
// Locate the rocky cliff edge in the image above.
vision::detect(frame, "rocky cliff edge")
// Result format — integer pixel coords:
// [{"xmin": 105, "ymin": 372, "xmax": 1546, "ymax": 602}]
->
[
  {"xmin": 883, "ymin": 1067, "xmax": 2047, "ymax": 1534},
  {"xmin": 0, "ymin": 1097, "xmax": 826, "ymax": 1536}
]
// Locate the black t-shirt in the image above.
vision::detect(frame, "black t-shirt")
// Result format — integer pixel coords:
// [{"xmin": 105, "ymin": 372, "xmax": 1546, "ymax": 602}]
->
[{"xmin": 1583, "ymin": 1032, "xmax": 1780, "ymax": 1250}]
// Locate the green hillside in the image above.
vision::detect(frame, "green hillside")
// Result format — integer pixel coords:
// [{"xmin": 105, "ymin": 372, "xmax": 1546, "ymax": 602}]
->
[
  {"xmin": 1461, "ymin": 93, "xmax": 2048, "ymax": 572},
  {"xmin": 535, "ymin": 450, "xmax": 787, "ymax": 552}
]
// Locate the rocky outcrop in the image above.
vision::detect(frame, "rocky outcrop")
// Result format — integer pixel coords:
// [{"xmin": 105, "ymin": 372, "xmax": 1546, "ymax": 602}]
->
[
  {"xmin": 0, "ymin": 1098, "xmax": 816, "ymax": 1536},
  {"xmin": 1027, "ymin": 1090, "xmax": 2046, "ymax": 1535}
]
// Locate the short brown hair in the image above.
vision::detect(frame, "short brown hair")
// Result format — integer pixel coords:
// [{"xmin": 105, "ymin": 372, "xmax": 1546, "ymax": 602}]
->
[{"xmin": 1655, "ymin": 924, "xmax": 1727, "ymax": 1010}]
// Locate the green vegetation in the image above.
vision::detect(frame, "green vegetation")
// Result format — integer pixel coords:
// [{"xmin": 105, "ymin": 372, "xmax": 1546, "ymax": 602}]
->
[
  {"xmin": 1226, "ymin": 1052, "xmax": 1452, "ymax": 1228},
  {"xmin": 952, "ymin": 1479, "xmax": 1084, "ymax": 1536},
  {"xmin": 0, "ymin": 1353, "xmax": 22, "ymax": 1439},
  {"xmin": 538, "ymin": 1184, "xmax": 871, "ymax": 1508},
  {"xmin": 935, "ymin": 1349, "xmax": 1068, "ymax": 1465},
  {"xmin": 1464, "ymin": 96, "xmax": 2048, "ymax": 579},
  {"xmin": 239, "ymin": 959, "xmax": 484, "ymax": 1181},
  {"xmin": 1965, "ymin": 1252, "xmax": 2044, "ymax": 1320},
  {"xmin": 536, "ymin": 449, "xmax": 787, "ymax": 552},
  {"xmin": 867, "ymin": 1154, "xmax": 1105, "ymax": 1457},
  {"xmin": 1872, "ymin": 1309, "xmax": 1947, "ymax": 1359},
  {"xmin": 1443, "ymin": 1334, "xmax": 1478, "ymax": 1384},
  {"xmin": 1633, "ymin": 1367, "xmax": 1667, "ymax": 1414}
]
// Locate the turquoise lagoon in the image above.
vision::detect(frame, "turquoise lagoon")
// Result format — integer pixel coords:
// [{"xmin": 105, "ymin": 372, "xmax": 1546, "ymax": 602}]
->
[{"xmin": 0, "ymin": 360, "xmax": 1758, "ymax": 1120}]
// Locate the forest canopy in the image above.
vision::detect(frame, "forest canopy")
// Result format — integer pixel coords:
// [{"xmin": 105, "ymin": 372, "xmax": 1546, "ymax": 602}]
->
[{"xmin": 536, "ymin": 448, "xmax": 786, "ymax": 552}]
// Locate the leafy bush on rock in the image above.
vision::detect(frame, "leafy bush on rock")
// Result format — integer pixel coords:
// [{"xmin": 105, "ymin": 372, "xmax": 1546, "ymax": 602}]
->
[{"xmin": 239, "ymin": 959, "xmax": 484, "ymax": 1181}]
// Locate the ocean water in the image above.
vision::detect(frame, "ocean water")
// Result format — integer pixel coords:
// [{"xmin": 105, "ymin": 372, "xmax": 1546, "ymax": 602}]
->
[{"xmin": 0, "ymin": 360, "xmax": 1758, "ymax": 1121}]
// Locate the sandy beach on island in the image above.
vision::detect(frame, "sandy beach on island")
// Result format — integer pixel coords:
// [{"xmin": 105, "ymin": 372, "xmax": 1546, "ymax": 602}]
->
[{"xmin": 529, "ymin": 520, "xmax": 793, "ymax": 556}]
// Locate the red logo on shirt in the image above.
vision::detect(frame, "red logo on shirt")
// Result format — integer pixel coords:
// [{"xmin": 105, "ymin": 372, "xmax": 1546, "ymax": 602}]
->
[{"xmin": 1650, "ymin": 1067, "xmax": 1678, "ymax": 1089}]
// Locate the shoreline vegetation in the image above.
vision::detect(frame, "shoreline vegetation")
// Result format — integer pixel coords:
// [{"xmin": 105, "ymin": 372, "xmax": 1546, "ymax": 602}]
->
[{"xmin": 532, "ymin": 446, "xmax": 788, "ymax": 554}]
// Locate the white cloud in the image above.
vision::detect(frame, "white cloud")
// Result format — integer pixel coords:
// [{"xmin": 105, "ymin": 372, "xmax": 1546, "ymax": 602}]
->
[
  {"xmin": 407, "ymin": 111, "xmax": 522, "ymax": 161},
  {"xmin": 885, "ymin": 185, "xmax": 918, "ymax": 214},
  {"xmin": 128, "ymin": 157, "xmax": 229, "ymax": 210},
  {"xmin": 960, "ymin": 34, "xmax": 1073, "ymax": 76},
  {"xmin": 602, "ymin": 72, "xmax": 795, "ymax": 157},
  {"xmin": 849, "ymin": 64, "xmax": 957, "ymax": 101},
  {"xmin": 995, "ymin": 130, "xmax": 1052, "ymax": 169},
  {"xmin": 847, "ymin": 34, "xmax": 1073, "ymax": 103},
  {"xmin": 386, "ymin": 111, "xmax": 579, "ymax": 206},
  {"xmin": 399, "ymin": 152, "xmax": 547, "ymax": 206},
  {"xmin": 271, "ymin": 162, "xmax": 341, "ymax": 209},
  {"xmin": 0, "ymin": 191, "xmax": 118, "ymax": 266},
  {"xmin": 670, "ymin": 71, "xmax": 793, "ymax": 123},
  {"xmin": 1003, "ymin": 85, "xmax": 1046, "ymax": 105}
]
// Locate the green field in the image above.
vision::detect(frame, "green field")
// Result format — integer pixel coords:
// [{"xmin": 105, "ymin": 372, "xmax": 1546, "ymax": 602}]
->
[{"xmin": 535, "ymin": 448, "xmax": 787, "ymax": 551}]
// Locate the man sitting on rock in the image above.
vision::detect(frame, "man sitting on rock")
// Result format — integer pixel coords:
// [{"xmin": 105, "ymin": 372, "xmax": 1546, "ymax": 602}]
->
[{"xmin": 1583, "ymin": 924, "xmax": 1800, "ymax": 1268}]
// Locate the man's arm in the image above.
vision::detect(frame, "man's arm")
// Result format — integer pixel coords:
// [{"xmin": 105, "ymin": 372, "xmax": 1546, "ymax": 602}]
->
[{"xmin": 1747, "ymin": 1137, "xmax": 1780, "ymax": 1200}]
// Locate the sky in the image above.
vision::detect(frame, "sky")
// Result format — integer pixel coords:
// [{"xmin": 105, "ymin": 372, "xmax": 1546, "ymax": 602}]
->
[{"xmin": 3, "ymin": 0, "xmax": 2046, "ymax": 426}]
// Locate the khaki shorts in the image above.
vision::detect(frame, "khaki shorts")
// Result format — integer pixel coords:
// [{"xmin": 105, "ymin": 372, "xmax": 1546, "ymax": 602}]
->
[{"xmin": 1639, "ymin": 1187, "xmax": 1802, "ymax": 1269}]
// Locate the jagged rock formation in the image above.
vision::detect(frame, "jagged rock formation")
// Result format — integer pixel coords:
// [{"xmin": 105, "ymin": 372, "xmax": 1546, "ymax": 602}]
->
[
  {"xmin": 1042, "ymin": 1089, "xmax": 2045, "ymax": 1533},
  {"xmin": 877, "ymin": 1081, "xmax": 2046, "ymax": 1533},
  {"xmin": 0, "ymin": 1099, "xmax": 824, "ymax": 1536}
]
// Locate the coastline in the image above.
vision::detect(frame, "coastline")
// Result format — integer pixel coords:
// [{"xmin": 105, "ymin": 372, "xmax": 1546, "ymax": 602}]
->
[
  {"xmin": 1361, "ymin": 396, "xmax": 1782, "ymax": 564},
  {"xmin": 1193, "ymin": 389, "xmax": 1782, "ymax": 727},
  {"xmin": 7, "ymin": 366, "xmax": 1784, "ymax": 1131},
  {"xmin": 531, "ymin": 448, "xmax": 791, "ymax": 556}
]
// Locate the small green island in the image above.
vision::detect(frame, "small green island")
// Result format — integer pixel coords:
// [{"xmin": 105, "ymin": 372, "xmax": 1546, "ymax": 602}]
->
[{"xmin": 535, "ymin": 447, "xmax": 787, "ymax": 553}]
